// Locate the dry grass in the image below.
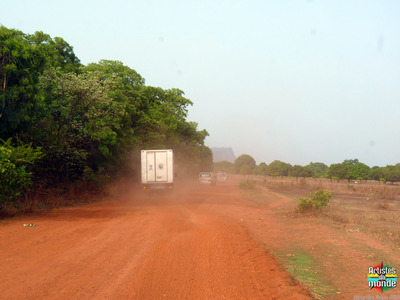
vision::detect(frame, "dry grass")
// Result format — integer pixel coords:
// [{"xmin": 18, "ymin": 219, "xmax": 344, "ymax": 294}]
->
[{"xmin": 248, "ymin": 175, "xmax": 400, "ymax": 249}]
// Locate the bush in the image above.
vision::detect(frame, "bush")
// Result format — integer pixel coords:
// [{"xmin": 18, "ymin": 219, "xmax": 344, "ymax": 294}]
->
[
  {"xmin": 239, "ymin": 180, "xmax": 254, "ymax": 189},
  {"xmin": 0, "ymin": 139, "xmax": 43, "ymax": 207},
  {"xmin": 298, "ymin": 189, "xmax": 332, "ymax": 211},
  {"xmin": 81, "ymin": 166, "xmax": 110, "ymax": 190}
]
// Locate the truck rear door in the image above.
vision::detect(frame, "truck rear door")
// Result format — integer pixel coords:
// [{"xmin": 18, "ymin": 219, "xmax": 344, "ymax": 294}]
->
[
  {"xmin": 155, "ymin": 151, "xmax": 168, "ymax": 182},
  {"xmin": 145, "ymin": 150, "xmax": 168, "ymax": 182}
]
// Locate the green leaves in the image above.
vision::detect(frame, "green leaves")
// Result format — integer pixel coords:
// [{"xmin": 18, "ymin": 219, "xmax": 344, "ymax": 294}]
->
[
  {"xmin": 234, "ymin": 154, "xmax": 256, "ymax": 174},
  {"xmin": 0, "ymin": 139, "xmax": 43, "ymax": 204},
  {"xmin": 36, "ymin": 67, "xmax": 126, "ymax": 179},
  {"xmin": 298, "ymin": 189, "xmax": 332, "ymax": 212},
  {"xmin": 0, "ymin": 25, "xmax": 211, "ymax": 195},
  {"xmin": 289, "ymin": 165, "xmax": 310, "ymax": 178},
  {"xmin": 85, "ymin": 60, "xmax": 144, "ymax": 88},
  {"xmin": 326, "ymin": 163, "xmax": 350, "ymax": 180},
  {"xmin": 0, "ymin": 26, "xmax": 80, "ymax": 138},
  {"xmin": 268, "ymin": 160, "xmax": 292, "ymax": 177},
  {"xmin": 305, "ymin": 162, "xmax": 328, "ymax": 178}
]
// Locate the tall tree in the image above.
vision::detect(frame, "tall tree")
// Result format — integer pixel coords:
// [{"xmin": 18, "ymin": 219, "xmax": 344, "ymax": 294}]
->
[
  {"xmin": 33, "ymin": 68, "xmax": 124, "ymax": 180},
  {"xmin": 326, "ymin": 163, "xmax": 350, "ymax": 181},
  {"xmin": 349, "ymin": 162, "xmax": 370, "ymax": 181},
  {"xmin": 382, "ymin": 165, "xmax": 400, "ymax": 184},
  {"xmin": 0, "ymin": 26, "xmax": 44, "ymax": 137},
  {"xmin": 305, "ymin": 162, "xmax": 328, "ymax": 178},
  {"xmin": 234, "ymin": 154, "xmax": 256, "ymax": 174},
  {"xmin": 256, "ymin": 162, "xmax": 269, "ymax": 176},
  {"xmin": 27, "ymin": 31, "xmax": 81, "ymax": 72},
  {"xmin": 289, "ymin": 165, "xmax": 310, "ymax": 178},
  {"xmin": 0, "ymin": 26, "xmax": 81, "ymax": 139},
  {"xmin": 343, "ymin": 158, "xmax": 359, "ymax": 165},
  {"xmin": 0, "ymin": 26, "xmax": 212, "ymax": 192},
  {"xmin": 369, "ymin": 166, "xmax": 384, "ymax": 181},
  {"xmin": 268, "ymin": 160, "xmax": 291, "ymax": 177}
]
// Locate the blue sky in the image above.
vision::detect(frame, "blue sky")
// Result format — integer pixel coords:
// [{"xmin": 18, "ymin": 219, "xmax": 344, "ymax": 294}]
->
[{"xmin": 2, "ymin": 0, "xmax": 400, "ymax": 166}]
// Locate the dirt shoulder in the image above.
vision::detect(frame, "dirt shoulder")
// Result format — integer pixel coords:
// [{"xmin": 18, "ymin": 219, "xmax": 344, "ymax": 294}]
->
[
  {"xmin": 230, "ymin": 176, "xmax": 400, "ymax": 299},
  {"xmin": 0, "ymin": 180, "xmax": 311, "ymax": 300}
]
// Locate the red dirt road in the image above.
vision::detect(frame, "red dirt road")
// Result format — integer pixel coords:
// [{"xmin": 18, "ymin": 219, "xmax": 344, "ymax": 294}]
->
[{"xmin": 0, "ymin": 181, "xmax": 311, "ymax": 299}]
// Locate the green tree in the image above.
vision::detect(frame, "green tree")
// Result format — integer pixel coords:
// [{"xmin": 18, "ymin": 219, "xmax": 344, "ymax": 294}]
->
[
  {"xmin": 198, "ymin": 145, "xmax": 213, "ymax": 171},
  {"xmin": 255, "ymin": 162, "xmax": 268, "ymax": 176},
  {"xmin": 239, "ymin": 165, "xmax": 253, "ymax": 175},
  {"xmin": 369, "ymin": 166, "xmax": 384, "ymax": 181},
  {"xmin": 234, "ymin": 154, "xmax": 256, "ymax": 174},
  {"xmin": 326, "ymin": 163, "xmax": 350, "ymax": 181},
  {"xmin": 349, "ymin": 162, "xmax": 370, "ymax": 181},
  {"xmin": 85, "ymin": 60, "xmax": 144, "ymax": 87},
  {"xmin": 213, "ymin": 161, "xmax": 235, "ymax": 173},
  {"xmin": 0, "ymin": 26, "xmax": 81, "ymax": 139},
  {"xmin": 0, "ymin": 26, "xmax": 45, "ymax": 138},
  {"xmin": 305, "ymin": 162, "xmax": 328, "ymax": 178},
  {"xmin": 0, "ymin": 26, "xmax": 212, "ymax": 193},
  {"xmin": 268, "ymin": 160, "xmax": 291, "ymax": 177},
  {"xmin": 289, "ymin": 165, "xmax": 310, "ymax": 178},
  {"xmin": 34, "ymin": 68, "xmax": 125, "ymax": 181},
  {"xmin": 343, "ymin": 158, "xmax": 359, "ymax": 165},
  {"xmin": 381, "ymin": 165, "xmax": 400, "ymax": 184},
  {"xmin": 0, "ymin": 138, "xmax": 43, "ymax": 205},
  {"xmin": 27, "ymin": 31, "xmax": 81, "ymax": 72}
]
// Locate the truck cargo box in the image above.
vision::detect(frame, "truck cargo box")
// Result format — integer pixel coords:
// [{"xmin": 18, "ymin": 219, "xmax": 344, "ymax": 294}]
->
[{"xmin": 141, "ymin": 149, "xmax": 174, "ymax": 189}]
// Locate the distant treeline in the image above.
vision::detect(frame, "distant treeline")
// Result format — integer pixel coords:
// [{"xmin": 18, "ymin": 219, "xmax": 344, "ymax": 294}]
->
[
  {"xmin": 214, "ymin": 155, "xmax": 400, "ymax": 183},
  {"xmin": 0, "ymin": 25, "xmax": 212, "ymax": 205}
]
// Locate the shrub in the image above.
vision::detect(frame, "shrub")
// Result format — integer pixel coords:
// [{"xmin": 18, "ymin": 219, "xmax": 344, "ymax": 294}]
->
[
  {"xmin": 0, "ymin": 139, "xmax": 43, "ymax": 207},
  {"xmin": 81, "ymin": 166, "xmax": 110, "ymax": 190},
  {"xmin": 298, "ymin": 189, "xmax": 332, "ymax": 211}
]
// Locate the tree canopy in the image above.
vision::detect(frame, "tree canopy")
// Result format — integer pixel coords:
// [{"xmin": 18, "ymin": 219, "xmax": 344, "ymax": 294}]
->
[
  {"xmin": 289, "ymin": 165, "xmax": 310, "ymax": 178},
  {"xmin": 234, "ymin": 154, "xmax": 256, "ymax": 175},
  {"xmin": 268, "ymin": 160, "xmax": 292, "ymax": 177},
  {"xmin": 243, "ymin": 158, "xmax": 400, "ymax": 185},
  {"xmin": 0, "ymin": 26, "xmax": 212, "ymax": 205},
  {"xmin": 305, "ymin": 162, "xmax": 328, "ymax": 178}
]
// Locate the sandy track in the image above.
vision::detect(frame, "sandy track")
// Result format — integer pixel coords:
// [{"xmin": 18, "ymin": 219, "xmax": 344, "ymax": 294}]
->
[{"xmin": 0, "ymin": 182, "xmax": 311, "ymax": 299}]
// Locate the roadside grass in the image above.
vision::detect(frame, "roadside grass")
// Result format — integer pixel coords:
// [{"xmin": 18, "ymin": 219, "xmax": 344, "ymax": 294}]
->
[
  {"xmin": 236, "ymin": 175, "xmax": 400, "ymax": 297},
  {"xmin": 273, "ymin": 192, "xmax": 297, "ymax": 201},
  {"xmin": 347, "ymin": 242, "xmax": 397, "ymax": 267},
  {"xmin": 321, "ymin": 198, "xmax": 400, "ymax": 250},
  {"xmin": 248, "ymin": 175, "xmax": 400, "ymax": 251},
  {"xmin": 273, "ymin": 248, "xmax": 336, "ymax": 299},
  {"xmin": 238, "ymin": 187, "xmax": 274, "ymax": 207},
  {"xmin": 238, "ymin": 180, "xmax": 255, "ymax": 189}
]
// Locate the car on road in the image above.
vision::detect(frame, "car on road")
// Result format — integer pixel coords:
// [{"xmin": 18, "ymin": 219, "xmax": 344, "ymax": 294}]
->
[
  {"xmin": 198, "ymin": 172, "xmax": 217, "ymax": 186},
  {"xmin": 216, "ymin": 171, "xmax": 227, "ymax": 182}
]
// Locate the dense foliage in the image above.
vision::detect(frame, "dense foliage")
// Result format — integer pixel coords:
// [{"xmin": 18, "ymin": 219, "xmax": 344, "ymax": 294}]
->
[
  {"xmin": 0, "ymin": 139, "xmax": 43, "ymax": 206},
  {"xmin": 234, "ymin": 154, "xmax": 256, "ymax": 175},
  {"xmin": 0, "ymin": 26, "xmax": 211, "ymax": 204}
]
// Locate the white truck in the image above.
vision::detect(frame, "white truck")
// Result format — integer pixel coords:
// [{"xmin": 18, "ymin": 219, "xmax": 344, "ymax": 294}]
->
[{"xmin": 141, "ymin": 149, "xmax": 174, "ymax": 190}]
